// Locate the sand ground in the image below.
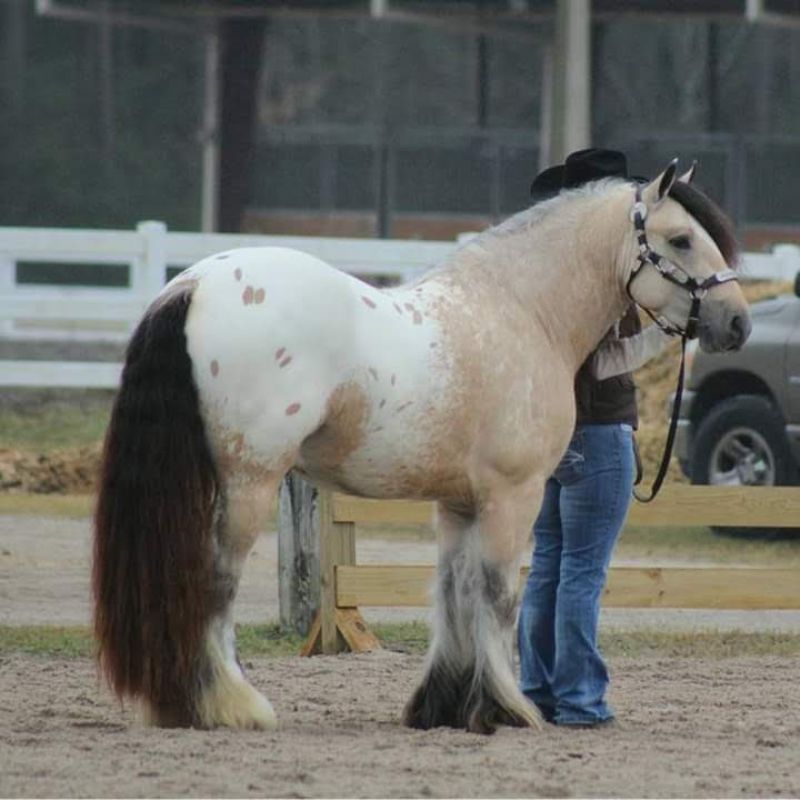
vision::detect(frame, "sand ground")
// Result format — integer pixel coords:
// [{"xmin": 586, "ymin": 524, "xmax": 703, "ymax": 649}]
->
[{"xmin": 1, "ymin": 513, "xmax": 800, "ymax": 798}]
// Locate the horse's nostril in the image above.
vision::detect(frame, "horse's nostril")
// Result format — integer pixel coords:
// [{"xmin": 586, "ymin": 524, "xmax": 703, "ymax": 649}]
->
[{"xmin": 730, "ymin": 314, "xmax": 750, "ymax": 348}]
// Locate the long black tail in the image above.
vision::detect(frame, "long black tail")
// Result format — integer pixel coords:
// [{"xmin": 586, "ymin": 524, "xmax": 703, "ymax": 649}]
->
[{"xmin": 93, "ymin": 284, "xmax": 219, "ymax": 725}]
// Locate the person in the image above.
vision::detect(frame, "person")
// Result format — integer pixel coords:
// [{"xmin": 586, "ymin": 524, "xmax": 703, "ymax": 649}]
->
[{"xmin": 517, "ymin": 149, "xmax": 673, "ymax": 728}]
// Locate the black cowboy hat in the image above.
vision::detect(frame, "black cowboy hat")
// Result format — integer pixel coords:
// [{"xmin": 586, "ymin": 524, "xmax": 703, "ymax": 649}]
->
[{"xmin": 531, "ymin": 148, "xmax": 644, "ymax": 200}]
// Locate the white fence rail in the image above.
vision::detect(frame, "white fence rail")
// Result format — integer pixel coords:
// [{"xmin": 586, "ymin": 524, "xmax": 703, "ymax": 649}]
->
[{"xmin": 1, "ymin": 221, "xmax": 799, "ymax": 389}]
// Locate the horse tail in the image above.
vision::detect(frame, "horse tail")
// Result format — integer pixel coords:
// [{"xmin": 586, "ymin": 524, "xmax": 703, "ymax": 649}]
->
[{"xmin": 93, "ymin": 282, "xmax": 219, "ymax": 725}]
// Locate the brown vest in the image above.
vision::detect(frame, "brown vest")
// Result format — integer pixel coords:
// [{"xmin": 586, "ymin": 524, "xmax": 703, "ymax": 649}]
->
[{"xmin": 574, "ymin": 305, "xmax": 640, "ymax": 428}]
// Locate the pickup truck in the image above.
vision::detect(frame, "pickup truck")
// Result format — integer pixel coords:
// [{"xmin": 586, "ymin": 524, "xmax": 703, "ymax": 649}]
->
[{"xmin": 675, "ymin": 275, "xmax": 800, "ymax": 536}]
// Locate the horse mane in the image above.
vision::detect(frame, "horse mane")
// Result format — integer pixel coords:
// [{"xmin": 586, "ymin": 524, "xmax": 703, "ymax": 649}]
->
[
  {"xmin": 465, "ymin": 177, "xmax": 739, "ymax": 270},
  {"xmin": 668, "ymin": 181, "xmax": 739, "ymax": 268}
]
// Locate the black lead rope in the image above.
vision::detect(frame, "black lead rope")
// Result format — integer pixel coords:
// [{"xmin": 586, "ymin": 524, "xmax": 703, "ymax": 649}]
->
[{"xmin": 633, "ymin": 334, "xmax": 688, "ymax": 503}]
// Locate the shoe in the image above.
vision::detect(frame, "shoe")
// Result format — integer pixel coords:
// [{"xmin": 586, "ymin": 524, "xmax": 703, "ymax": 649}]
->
[{"xmin": 556, "ymin": 717, "xmax": 618, "ymax": 730}]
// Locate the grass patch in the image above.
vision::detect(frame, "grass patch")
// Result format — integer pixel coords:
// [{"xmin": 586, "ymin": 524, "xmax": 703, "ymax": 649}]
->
[
  {"xmin": 618, "ymin": 524, "xmax": 800, "ymax": 565},
  {"xmin": 0, "ymin": 493, "xmax": 95, "ymax": 518},
  {"xmin": 0, "ymin": 393, "xmax": 112, "ymax": 451},
  {"xmin": 600, "ymin": 628, "xmax": 800, "ymax": 658},
  {"xmin": 0, "ymin": 625, "xmax": 95, "ymax": 658},
  {"xmin": 235, "ymin": 623, "xmax": 306, "ymax": 657},
  {"xmin": 3, "ymin": 623, "xmax": 800, "ymax": 661}
]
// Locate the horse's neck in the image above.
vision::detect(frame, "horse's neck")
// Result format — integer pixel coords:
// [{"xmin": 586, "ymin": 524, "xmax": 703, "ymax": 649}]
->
[{"xmin": 442, "ymin": 188, "xmax": 633, "ymax": 371}]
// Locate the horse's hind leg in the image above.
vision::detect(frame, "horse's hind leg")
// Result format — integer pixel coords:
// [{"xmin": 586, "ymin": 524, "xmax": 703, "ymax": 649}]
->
[
  {"xmin": 404, "ymin": 486, "xmax": 543, "ymax": 734},
  {"xmin": 184, "ymin": 475, "xmax": 281, "ymax": 730}
]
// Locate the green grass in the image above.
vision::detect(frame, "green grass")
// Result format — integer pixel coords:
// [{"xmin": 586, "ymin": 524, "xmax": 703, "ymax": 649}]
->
[
  {"xmin": 3, "ymin": 623, "xmax": 800, "ymax": 660},
  {"xmin": 0, "ymin": 393, "xmax": 113, "ymax": 451},
  {"xmin": 0, "ymin": 493, "xmax": 95, "ymax": 518},
  {"xmin": 0, "ymin": 625, "xmax": 96, "ymax": 658}
]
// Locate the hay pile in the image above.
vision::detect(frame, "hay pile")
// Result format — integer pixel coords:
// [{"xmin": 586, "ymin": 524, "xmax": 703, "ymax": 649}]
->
[{"xmin": 0, "ymin": 445, "xmax": 101, "ymax": 494}]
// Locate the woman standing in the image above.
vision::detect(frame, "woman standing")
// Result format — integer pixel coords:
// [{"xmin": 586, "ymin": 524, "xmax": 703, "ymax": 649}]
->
[{"xmin": 517, "ymin": 149, "xmax": 672, "ymax": 727}]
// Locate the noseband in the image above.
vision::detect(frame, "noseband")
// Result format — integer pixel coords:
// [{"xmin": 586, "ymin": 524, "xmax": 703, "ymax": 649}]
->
[{"xmin": 625, "ymin": 185, "xmax": 738, "ymax": 339}]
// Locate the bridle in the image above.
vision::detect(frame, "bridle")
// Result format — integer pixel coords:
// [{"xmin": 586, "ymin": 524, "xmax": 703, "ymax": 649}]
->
[
  {"xmin": 625, "ymin": 184, "xmax": 738, "ymax": 339},
  {"xmin": 625, "ymin": 184, "xmax": 739, "ymax": 503}
]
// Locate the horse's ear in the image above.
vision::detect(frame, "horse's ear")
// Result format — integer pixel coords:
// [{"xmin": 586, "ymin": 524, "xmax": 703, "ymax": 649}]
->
[
  {"xmin": 678, "ymin": 161, "xmax": 697, "ymax": 184},
  {"xmin": 641, "ymin": 159, "xmax": 679, "ymax": 207}
]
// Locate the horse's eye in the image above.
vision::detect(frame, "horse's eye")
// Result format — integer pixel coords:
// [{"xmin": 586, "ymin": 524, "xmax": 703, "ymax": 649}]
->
[{"xmin": 669, "ymin": 235, "xmax": 692, "ymax": 250}]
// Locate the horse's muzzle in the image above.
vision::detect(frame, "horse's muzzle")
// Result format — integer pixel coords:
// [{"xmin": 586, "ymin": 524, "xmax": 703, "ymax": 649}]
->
[{"xmin": 699, "ymin": 310, "xmax": 752, "ymax": 352}]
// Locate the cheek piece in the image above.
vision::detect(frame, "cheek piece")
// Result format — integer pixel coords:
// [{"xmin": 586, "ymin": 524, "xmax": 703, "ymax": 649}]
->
[{"xmin": 625, "ymin": 185, "xmax": 738, "ymax": 340}]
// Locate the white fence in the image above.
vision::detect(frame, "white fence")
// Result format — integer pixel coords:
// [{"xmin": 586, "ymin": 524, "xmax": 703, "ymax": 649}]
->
[{"xmin": 1, "ymin": 220, "xmax": 799, "ymax": 389}]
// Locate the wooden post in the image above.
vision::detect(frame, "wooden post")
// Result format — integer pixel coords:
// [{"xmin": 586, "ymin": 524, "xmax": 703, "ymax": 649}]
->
[
  {"xmin": 277, "ymin": 473, "xmax": 320, "ymax": 636},
  {"xmin": 319, "ymin": 490, "xmax": 354, "ymax": 653},
  {"xmin": 299, "ymin": 489, "xmax": 382, "ymax": 656}
]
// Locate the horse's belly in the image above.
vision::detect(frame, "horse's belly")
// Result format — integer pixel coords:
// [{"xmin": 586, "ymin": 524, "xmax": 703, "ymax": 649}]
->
[{"xmin": 297, "ymin": 403, "xmax": 471, "ymax": 501}]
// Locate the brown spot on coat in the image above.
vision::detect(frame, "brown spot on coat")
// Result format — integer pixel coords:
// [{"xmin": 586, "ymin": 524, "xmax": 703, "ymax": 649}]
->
[
  {"xmin": 242, "ymin": 286, "xmax": 254, "ymax": 305},
  {"xmin": 413, "ymin": 310, "xmax": 423, "ymax": 325},
  {"xmin": 404, "ymin": 303, "xmax": 415, "ymax": 313},
  {"xmin": 234, "ymin": 268, "xmax": 242, "ymax": 281},
  {"xmin": 254, "ymin": 288, "xmax": 265, "ymax": 304},
  {"xmin": 379, "ymin": 399, "xmax": 386, "ymax": 409},
  {"xmin": 393, "ymin": 303, "xmax": 403, "ymax": 314},
  {"xmin": 285, "ymin": 403, "xmax": 301, "ymax": 416},
  {"xmin": 275, "ymin": 347, "xmax": 286, "ymax": 360},
  {"xmin": 391, "ymin": 374, "xmax": 396, "ymax": 386},
  {"xmin": 396, "ymin": 401, "xmax": 414, "ymax": 413},
  {"xmin": 362, "ymin": 296, "xmax": 377, "ymax": 309},
  {"xmin": 279, "ymin": 356, "xmax": 293, "ymax": 368},
  {"xmin": 368, "ymin": 367, "xmax": 378, "ymax": 381},
  {"xmin": 210, "ymin": 360, "xmax": 219, "ymax": 377}
]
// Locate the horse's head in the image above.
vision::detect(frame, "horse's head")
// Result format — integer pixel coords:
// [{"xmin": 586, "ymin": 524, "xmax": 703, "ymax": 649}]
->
[{"xmin": 624, "ymin": 160, "xmax": 751, "ymax": 353}]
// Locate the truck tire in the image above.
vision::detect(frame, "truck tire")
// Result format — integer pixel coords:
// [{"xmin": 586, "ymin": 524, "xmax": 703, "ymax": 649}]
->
[{"xmin": 689, "ymin": 394, "xmax": 799, "ymax": 539}]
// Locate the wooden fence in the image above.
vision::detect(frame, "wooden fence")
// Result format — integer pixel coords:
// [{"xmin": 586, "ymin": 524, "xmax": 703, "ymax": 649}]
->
[{"xmin": 301, "ymin": 484, "xmax": 800, "ymax": 655}]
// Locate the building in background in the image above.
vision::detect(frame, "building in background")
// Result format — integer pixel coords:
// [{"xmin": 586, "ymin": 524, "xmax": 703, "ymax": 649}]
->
[{"xmin": 2, "ymin": 0, "xmax": 800, "ymax": 249}]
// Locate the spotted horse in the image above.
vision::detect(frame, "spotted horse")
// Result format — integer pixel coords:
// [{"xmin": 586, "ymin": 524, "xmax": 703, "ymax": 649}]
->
[{"xmin": 94, "ymin": 161, "xmax": 750, "ymax": 733}]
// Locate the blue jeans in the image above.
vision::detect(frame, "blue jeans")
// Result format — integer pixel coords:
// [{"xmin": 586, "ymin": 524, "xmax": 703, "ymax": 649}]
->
[{"xmin": 517, "ymin": 423, "xmax": 635, "ymax": 725}]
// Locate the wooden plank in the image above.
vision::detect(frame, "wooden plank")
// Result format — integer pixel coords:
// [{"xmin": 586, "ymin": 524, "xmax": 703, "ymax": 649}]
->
[
  {"xmin": 334, "ymin": 608, "xmax": 382, "ymax": 652},
  {"xmin": 0, "ymin": 360, "xmax": 122, "ymax": 389},
  {"xmin": 332, "ymin": 486, "xmax": 800, "ymax": 529},
  {"xmin": 602, "ymin": 566, "xmax": 800, "ymax": 609},
  {"xmin": 299, "ymin": 613, "xmax": 321, "ymax": 657},
  {"xmin": 337, "ymin": 565, "xmax": 434, "ymax": 608},
  {"xmin": 319, "ymin": 493, "xmax": 356, "ymax": 654},
  {"xmin": 625, "ymin": 485, "xmax": 800, "ymax": 528},
  {"xmin": 336, "ymin": 564, "xmax": 800, "ymax": 610},
  {"xmin": 332, "ymin": 494, "xmax": 433, "ymax": 526}
]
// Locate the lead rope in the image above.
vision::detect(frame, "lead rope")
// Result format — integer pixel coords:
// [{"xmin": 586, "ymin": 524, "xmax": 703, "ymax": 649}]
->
[{"xmin": 633, "ymin": 334, "xmax": 687, "ymax": 503}]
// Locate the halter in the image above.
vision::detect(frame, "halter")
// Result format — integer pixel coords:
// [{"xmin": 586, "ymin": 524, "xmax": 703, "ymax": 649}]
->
[
  {"xmin": 625, "ymin": 185, "xmax": 738, "ymax": 339},
  {"xmin": 625, "ymin": 184, "xmax": 738, "ymax": 502}
]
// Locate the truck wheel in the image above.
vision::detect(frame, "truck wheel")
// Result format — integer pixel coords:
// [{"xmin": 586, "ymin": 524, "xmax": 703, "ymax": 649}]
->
[{"xmin": 690, "ymin": 394, "xmax": 798, "ymax": 539}]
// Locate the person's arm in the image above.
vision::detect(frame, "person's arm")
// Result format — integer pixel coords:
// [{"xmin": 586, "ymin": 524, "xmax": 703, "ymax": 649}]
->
[{"xmin": 590, "ymin": 324, "xmax": 674, "ymax": 380}]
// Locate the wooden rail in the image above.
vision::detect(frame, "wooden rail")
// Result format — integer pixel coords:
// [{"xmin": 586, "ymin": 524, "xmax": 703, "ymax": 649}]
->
[{"xmin": 301, "ymin": 485, "xmax": 800, "ymax": 655}]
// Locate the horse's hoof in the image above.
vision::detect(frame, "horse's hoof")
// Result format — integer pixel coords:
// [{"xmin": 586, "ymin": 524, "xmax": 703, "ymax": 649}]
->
[
  {"xmin": 465, "ymin": 693, "xmax": 542, "ymax": 735},
  {"xmin": 402, "ymin": 679, "xmax": 462, "ymax": 730}
]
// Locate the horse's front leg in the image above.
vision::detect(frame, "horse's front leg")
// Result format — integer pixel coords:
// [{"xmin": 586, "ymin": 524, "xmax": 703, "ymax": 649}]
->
[{"xmin": 403, "ymin": 482, "xmax": 544, "ymax": 734}]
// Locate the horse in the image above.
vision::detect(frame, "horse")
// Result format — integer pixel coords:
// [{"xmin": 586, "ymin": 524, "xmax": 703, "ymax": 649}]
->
[{"xmin": 93, "ymin": 160, "xmax": 750, "ymax": 734}]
